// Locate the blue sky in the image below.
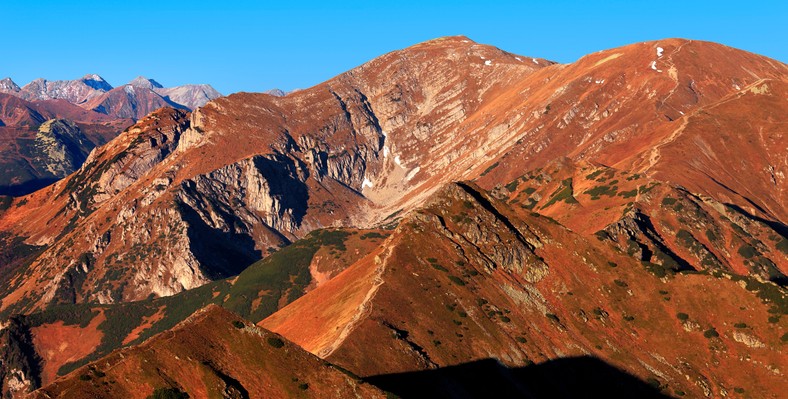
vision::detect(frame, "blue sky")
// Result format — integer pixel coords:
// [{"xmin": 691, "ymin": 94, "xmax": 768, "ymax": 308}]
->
[{"xmin": 2, "ymin": 1, "xmax": 786, "ymax": 94}]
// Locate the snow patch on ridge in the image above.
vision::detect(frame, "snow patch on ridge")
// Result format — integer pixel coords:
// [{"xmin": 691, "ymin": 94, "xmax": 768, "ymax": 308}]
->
[
  {"xmin": 484, "ymin": 60, "xmax": 492, "ymax": 66},
  {"xmin": 656, "ymin": 47, "xmax": 664, "ymax": 57},
  {"xmin": 362, "ymin": 177, "xmax": 374, "ymax": 189},
  {"xmin": 405, "ymin": 167, "xmax": 421, "ymax": 181},
  {"xmin": 532, "ymin": 58, "xmax": 539, "ymax": 65}
]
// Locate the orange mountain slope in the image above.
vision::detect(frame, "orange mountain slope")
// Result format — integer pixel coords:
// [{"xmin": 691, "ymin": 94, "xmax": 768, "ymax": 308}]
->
[
  {"xmin": 262, "ymin": 181, "xmax": 787, "ymax": 399},
  {"xmin": 29, "ymin": 305, "xmax": 386, "ymax": 399},
  {"xmin": 1, "ymin": 37, "xmax": 785, "ymax": 316}
]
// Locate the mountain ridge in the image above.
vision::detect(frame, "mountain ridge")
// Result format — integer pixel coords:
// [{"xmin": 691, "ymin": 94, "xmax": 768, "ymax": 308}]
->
[
  {"xmin": 0, "ymin": 74, "xmax": 222, "ymax": 115},
  {"xmin": 0, "ymin": 75, "xmax": 222, "ymax": 196},
  {"xmin": 0, "ymin": 35, "xmax": 786, "ymax": 399},
  {"xmin": 1, "ymin": 36, "xmax": 784, "ymax": 312}
]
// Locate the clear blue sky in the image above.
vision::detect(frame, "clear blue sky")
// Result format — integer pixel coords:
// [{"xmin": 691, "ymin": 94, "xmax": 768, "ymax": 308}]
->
[{"xmin": 2, "ymin": 1, "xmax": 786, "ymax": 95}]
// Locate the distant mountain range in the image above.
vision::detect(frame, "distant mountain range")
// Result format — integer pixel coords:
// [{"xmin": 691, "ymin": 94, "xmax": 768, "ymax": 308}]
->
[
  {"xmin": 0, "ymin": 75, "xmax": 221, "ymax": 195},
  {"xmin": 0, "ymin": 74, "xmax": 221, "ymax": 118}
]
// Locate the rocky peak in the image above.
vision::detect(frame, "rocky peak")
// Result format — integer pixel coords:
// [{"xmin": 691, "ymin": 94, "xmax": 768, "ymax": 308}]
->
[
  {"xmin": 33, "ymin": 119, "xmax": 94, "ymax": 178},
  {"xmin": 129, "ymin": 76, "xmax": 164, "ymax": 90},
  {"xmin": 0, "ymin": 78, "xmax": 20, "ymax": 93},
  {"xmin": 17, "ymin": 75, "xmax": 110, "ymax": 104},
  {"xmin": 79, "ymin": 74, "xmax": 113, "ymax": 91},
  {"xmin": 154, "ymin": 84, "xmax": 222, "ymax": 109},
  {"xmin": 264, "ymin": 88, "xmax": 286, "ymax": 97}
]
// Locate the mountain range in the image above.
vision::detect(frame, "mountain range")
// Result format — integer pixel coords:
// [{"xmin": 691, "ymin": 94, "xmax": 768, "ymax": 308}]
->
[
  {"xmin": 0, "ymin": 74, "xmax": 220, "ymax": 113},
  {"xmin": 0, "ymin": 36, "xmax": 785, "ymax": 398},
  {"xmin": 0, "ymin": 75, "xmax": 221, "ymax": 196}
]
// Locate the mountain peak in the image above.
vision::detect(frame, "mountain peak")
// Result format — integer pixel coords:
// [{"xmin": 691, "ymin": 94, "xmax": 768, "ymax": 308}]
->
[
  {"xmin": 431, "ymin": 35, "xmax": 475, "ymax": 44},
  {"xmin": 409, "ymin": 35, "xmax": 478, "ymax": 50},
  {"xmin": 264, "ymin": 88, "xmax": 286, "ymax": 97},
  {"xmin": 0, "ymin": 77, "xmax": 20, "ymax": 92},
  {"xmin": 129, "ymin": 76, "xmax": 164, "ymax": 89},
  {"xmin": 79, "ymin": 74, "xmax": 113, "ymax": 91}
]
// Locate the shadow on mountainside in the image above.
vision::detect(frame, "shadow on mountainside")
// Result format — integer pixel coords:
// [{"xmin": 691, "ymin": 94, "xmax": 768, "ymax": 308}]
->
[
  {"xmin": 724, "ymin": 202, "xmax": 788, "ymax": 240},
  {"xmin": 365, "ymin": 356, "xmax": 674, "ymax": 399},
  {"xmin": 0, "ymin": 178, "xmax": 59, "ymax": 197},
  {"xmin": 176, "ymin": 201, "xmax": 262, "ymax": 280}
]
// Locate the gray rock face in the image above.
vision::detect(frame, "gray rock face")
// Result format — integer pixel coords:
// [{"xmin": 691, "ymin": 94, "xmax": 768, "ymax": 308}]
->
[
  {"xmin": 31, "ymin": 119, "xmax": 94, "ymax": 178},
  {"xmin": 177, "ymin": 154, "xmax": 309, "ymax": 237},
  {"xmin": 599, "ymin": 208, "xmax": 682, "ymax": 269},
  {"xmin": 128, "ymin": 76, "xmax": 222, "ymax": 109},
  {"xmin": 88, "ymin": 111, "xmax": 190, "ymax": 202},
  {"xmin": 418, "ymin": 182, "xmax": 547, "ymax": 282},
  {"xmin": 128, "ymin": 76, "xmax": 164, "ymax": 90},
  {"xmin": 18, "ymin": 74, "xmax": 112, "ymax": 104},
  {"xmin": 154, "ymin": 84, "xmax": 222, "ymax": 109},
  {"xmin": 0, "ymin": 318, "xmax": 39, "ymax": 397},
  {"xmin": 264, "ymin": 88, "xmax": 286, "ymax": 97},
  {"xmin": 0, "ymin": 78, "xmax": 20, "ymax": 93}
]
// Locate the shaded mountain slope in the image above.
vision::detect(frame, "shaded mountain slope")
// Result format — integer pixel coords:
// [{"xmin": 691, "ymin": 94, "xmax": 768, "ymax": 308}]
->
[{"xmin": 366, "ymin": 356, "xmax": 672, "ymax": 399}]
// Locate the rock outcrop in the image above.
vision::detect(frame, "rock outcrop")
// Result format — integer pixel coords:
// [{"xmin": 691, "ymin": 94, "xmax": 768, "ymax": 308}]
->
[{"xmin": 30, "ymin": 119, "xmax": 94, "ymax": 178}]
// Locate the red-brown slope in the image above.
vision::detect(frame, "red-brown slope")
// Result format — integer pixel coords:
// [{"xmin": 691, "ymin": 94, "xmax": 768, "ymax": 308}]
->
[
  {"xmin": 1, "ymin": 36, "xmax": 786, "ymax": 314},
  {"xmin": 85, "ymin": 85, "xmax": 188, "ymax": 120},
  {"xmin": 262, "ymin": 182, "xmax": 787, "ymax": 398},
  {"xmin": 628, "ymin": 79, "xmax": 788, "ymax": 220},
  {"xmin": 495, "ymin": 159, "xmax": 787, "ymax": 282},
  {"xmin": 30, "ymin": 305, "xmax": 385, "ymax": 399},
  {"xmin": 473, "ymin": 39, "xmax": 788, "ymax": 222},
  {"xmin": 0, "ymin": 94, "xmax": 47, "ymax": 127},
  {"xmin": 0, "ymin": 36, "xmax": 554, "ymax": 310}
]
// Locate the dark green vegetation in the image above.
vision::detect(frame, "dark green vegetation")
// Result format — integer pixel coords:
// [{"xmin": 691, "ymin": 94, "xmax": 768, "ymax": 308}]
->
[
  {"xmin": 542, "ymin": 178, "xmax": 578, "ymax": 208},
  {"xmin": 584, "ymin": 184, "xmax": 618, "ymax": 200},
  {"xmin": 148, "ymin": 387, "xmax": 189, "ymax": 399},
  {"xmin": 480, "ymin": 162, "xmax": 500, "ymax": 177},
  {"xmin": 0, "ymin": 196, "xmax": 12, "ymax": 211},
  {"xmin": 0, "ymin": 233, "xmax": 47, "ymax": 305},
  {"xmin": 7, "ymin": 229, "xmax": 355, "ymax": 379}
]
